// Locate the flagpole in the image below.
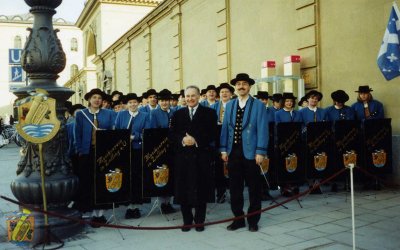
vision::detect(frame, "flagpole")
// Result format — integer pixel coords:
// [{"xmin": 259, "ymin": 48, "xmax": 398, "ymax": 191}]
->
[{"xmin": 348, "ymin": 163, "xmax": 356, "ymax": 250}]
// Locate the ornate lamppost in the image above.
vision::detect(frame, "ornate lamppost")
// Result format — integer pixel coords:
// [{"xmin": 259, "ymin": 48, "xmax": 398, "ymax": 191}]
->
[{"xmin": 11, "ymin": 0, "xmax": 81, "ymax": 244}]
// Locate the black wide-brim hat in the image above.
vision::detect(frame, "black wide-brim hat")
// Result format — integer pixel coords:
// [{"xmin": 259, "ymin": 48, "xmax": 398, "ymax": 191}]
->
[
  {"xmin": 84, "ymin": 88, "xmax": 106, "ymax": 101},
  {"xmin": 158, "ymin": 89, "xmax": 173, "ymax": 100},
  {"xmin": 180, "ymin": 89, "xmax": 185, "ymax": 97},
  {"xmin": 205, "ymin": 84, "xmax": 217, "ymax": 92},
  {"xmin": 271, "ymin": 93, "xmax": 283, "ymax": 102},
  {"xmin": 298, "ymin": 96, "xmax": 308, "ymax": 106},
  {"xmin": 70, "ymin": 104, "xmax": 86, "ymax": 114},
  {"xmin": 171, "ymin": 94, "xmax": 180, "ymax": 100},
  {"xmin": 230, "ymin": 73, "xmax": 255, "ymax": 86},
  {"xmin": 111, "ymin": 90, "xmax": 123, "ymax": 98},
  {"xmin": 146, "ymin": 88, "xmax": 158, "ymax": 97},
  {"xmin": 218, "ymin": 83, "xmax": 234, "ymax": 93},
  {"xmin": 200, "ymin": 89, "xmax": 207, "ymax": 95},
  {"xmin": 124, "ymin": 93, "xmax": 140, "ymax": 103},
  {"xmin": 355, "ymin": 85, "xmax": 373, "ymax": 93},
  {"xmin": 305, "ymin": 90, "xmax": 323, "ymax": 101},
  {"xmin": 282, "ymin": 92, "xmax": 297, "ymax": 101},
  {"xmin": 255, "ymin": 91, "xmax": 269, "ymax": 99},
  {"xmin": 331, "ymin": 90, "xmax": 349, "ymax": 103}
]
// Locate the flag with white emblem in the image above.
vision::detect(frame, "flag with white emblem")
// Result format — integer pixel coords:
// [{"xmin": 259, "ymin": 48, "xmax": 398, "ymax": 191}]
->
[{"xmin": 377, "ymin": 3, "xmax": 400, "ymax": 81}]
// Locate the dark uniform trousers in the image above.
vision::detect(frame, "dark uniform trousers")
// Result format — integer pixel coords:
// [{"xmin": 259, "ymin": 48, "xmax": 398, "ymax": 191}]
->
[
  {"xmin": 228, "ymin": 144, "xmax": 262, "ymax": 226},
  {"xmin": 180, "ymin": 204, "xmax": 207, "ymax": 226}
]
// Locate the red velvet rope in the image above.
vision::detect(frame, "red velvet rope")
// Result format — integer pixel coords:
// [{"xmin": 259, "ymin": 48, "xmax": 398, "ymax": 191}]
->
[{"xmin": 2, "ymin": 167, "xmax": 348, "ymax": 230}]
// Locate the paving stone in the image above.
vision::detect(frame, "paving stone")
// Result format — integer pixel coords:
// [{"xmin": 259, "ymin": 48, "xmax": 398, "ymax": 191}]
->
[
  {"xmin": 312, "ymin": 223, "xmax": 350, "ymax": 234},
  {"xmin": 287, "ymin": 228, "xmax": 328, "ymax": 240}
]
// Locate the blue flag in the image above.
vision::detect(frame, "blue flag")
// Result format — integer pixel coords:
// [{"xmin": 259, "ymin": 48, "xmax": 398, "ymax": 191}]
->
[{"xmin": 377, "ymin": 3, "xmax": 400, "ymax": 81}]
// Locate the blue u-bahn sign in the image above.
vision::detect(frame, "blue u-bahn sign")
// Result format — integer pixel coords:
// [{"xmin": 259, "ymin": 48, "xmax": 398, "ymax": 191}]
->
[
  {"xmin": 9, "ymin": 49, "xmax": 22, "ymax": 64},
  {"xmin": 10, "ymin": 66, "xmax": 23, "ymax": 82}
]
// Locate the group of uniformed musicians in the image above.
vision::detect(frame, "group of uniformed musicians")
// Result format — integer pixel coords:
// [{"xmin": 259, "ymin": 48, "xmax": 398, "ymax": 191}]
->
[{"xmin": 65, "ymin": 73, "xmax": 384, "ymax": 232}]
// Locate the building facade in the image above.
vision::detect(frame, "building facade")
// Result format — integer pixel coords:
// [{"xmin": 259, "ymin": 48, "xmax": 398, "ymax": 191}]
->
[{"xmin": 0, "ymin": 13, "xmax": 83, "ymax": 118}]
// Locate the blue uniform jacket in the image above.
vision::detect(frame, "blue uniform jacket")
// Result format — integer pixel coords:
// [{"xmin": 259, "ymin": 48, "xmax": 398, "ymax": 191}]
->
[
  {"xmin": 325, "ymin": 105, "xmax": 355, "ymax": 121},
  {"xmin": 115, "ymin": 110, "xmax": 150, "ymax": 149},
  {"xmin": 149, "ymin": 108, "xmax": 175, "ymax": 128},
  {"xmin": 299, "ymin": 107, "xmax": 327, "ymax": 124},
  {"xmin": 275, "ymin": 109, "xmax": 303, "ymax": 123},
  {"xmin": 75, "ymin": 108, "xmax": 115, "ymax": 155},
  {"xmin": 351, "ymin": 100, "xmax": 384, "ymax": 120},
  {"xmin": 139, "ymin": 104, "xmax": 158, "ymax": 113},
  {"xmin": 210, "ymin": 101, "xmax": 231, "ymax": 123},
  {"xmin": 200, "ymin": 99, "xmax": 219, "ymax": 108},
  {"xmin": 219, "ymin": 97, "xmax": 268, "ymax": 160},
  {"xmin": 268, "ymin": 107, "xmax": 280, "ymax": 123}
]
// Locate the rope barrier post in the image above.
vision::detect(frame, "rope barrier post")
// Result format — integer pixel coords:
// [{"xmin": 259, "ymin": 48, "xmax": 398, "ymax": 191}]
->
[{"xmin": 346, "ymin": 163, "xmax": 356, "ymax": 250}]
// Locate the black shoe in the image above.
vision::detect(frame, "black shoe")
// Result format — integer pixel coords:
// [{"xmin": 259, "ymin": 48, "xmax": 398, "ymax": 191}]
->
[
  {"xmin": 125, "ymin": 208, "xmax": 141, "ymax": 219},
  {"xmin": 331, "ymin": 183, "xmax": 338, "ymax": 192},
  {"xmin": 161, "ymin": 203, "xmax": 176, "ymax": 214},
  {"xmin": 195, "ymin": 226, "xmax": 205, "ymax": 232},
  {"xmin": 227, "ymin": 221, "xmax": 246, "ymax": 231},
  {"xmin": 181, "ymin": 224, "xmax": 191, "ymax": 232},
  {"xmin": 90, "ymin": 216, "xmax": 107, "ymax": 228},
  {"xmin": 248, "ymin": 224, "xmax": 258, "ymax": 232}
]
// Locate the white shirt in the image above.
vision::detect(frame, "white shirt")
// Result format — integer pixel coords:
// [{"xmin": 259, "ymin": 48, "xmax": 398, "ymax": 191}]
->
[
  {"xmin": 308, "ymin": 106, "xmax": 317, "ymax": 112},
  {"xmin": 129, "ymin": 110, "xmax": 139, "ymax": 117},
  {"xmin": 238, "ymin": 95, "xmax": 249, "ymax": 109}
]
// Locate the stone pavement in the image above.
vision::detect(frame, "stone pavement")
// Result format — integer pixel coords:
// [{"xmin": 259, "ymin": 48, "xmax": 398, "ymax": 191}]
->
[{"xmin": 0, "ymin": 143, "xmax": 399, "ymax": 250}]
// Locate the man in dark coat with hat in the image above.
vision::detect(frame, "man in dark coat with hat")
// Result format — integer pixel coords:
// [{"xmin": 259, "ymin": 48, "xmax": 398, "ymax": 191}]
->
[
  {"xmin": 200, "ymin": 85, "xmax": 219, "ymax": 107},
  {"xmin": 169, "ymin": 85, "xmax": 217, "ymax": 232},
  {"xmin": 326, "ymin": 90, "xmax": 355, "ymax": 121},
  {"xmin": 351, "ymin": 85, "xmax": 384, "ymax": 120},
  {"xmin": 220, "ymin": 73, "xmax": 268, "ymax": 232}
]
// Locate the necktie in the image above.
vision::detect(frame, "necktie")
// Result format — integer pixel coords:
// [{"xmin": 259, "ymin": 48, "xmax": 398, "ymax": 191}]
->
[
  {"xmin": 313, "ymin": 111, "xmax": 317, "ymax": 122},
  {"xmin": 91, "ymin": 113, "xmax": 98, "ymax": 146},
  {"xmin": 190, "ymin": 108, "xmax": 194, "ymax": 120}
]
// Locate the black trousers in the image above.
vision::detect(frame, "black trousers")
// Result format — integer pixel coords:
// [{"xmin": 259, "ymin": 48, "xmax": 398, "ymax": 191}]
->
[
  {"xmin": 180, "ymin": 203, "xmax": 207, "ymax": 225},
  {"xmin": 228, "ymin": 145, "xmax": 262, "ymax": 226}
]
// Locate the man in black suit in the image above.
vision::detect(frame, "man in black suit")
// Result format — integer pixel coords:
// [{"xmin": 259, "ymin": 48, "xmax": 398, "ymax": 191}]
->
[{"xmin": 169, "ymin": 85, "xmax": 217, "ymax": 232}]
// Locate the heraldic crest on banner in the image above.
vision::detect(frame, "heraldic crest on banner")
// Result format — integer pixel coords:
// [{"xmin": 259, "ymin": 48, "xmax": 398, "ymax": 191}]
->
[{"xmin": 15, "ymin": 89, "xmax": 60, "ymax": 144}]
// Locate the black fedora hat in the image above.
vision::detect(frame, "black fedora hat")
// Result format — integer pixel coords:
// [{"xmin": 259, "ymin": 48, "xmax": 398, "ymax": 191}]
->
[
  {"xmin": 146, "ymin": 89, "xmax": 158, "ymax": 97},
  {"xmin": 282, "ymin": 92, "xmax": 297, "ymax": 101},
  {"xmin": 331, "ymin": 90, "xmax": 349, "ymax": 103},
  {"xmin": 205, "ymin": 85, "xmax": 217, "ymax": 92},
  {"xmin": 271, "ymin": 93, "xmax": 283, "ymax": 102},
  {"xmin": 142, "ymin": 92, "xmax": 148, "ymax": 99},
  {"xmin": 124, "ymin": 93, "xmax": 140, "ymax": 103},
  {"xmin": 200, "ymin": 89, "xmax": 207, "ymax": 95},
  {"xmin": 84, "ymin": 88, "xmax": 106, "ymax": 101},
  {"xmin": 171, "ymin": 94, "xmax": 180, "ymax": 100},
  {"xmin": 158, "ymin": 89, "xmax": 173, "ymax": 100},
  {"xmin": 103, "ymin": 94, "xmax": 112, "ymax": 103},
  {"xmin": 218, "ymin": 82, "xmax": 234, "ymax": 93},
  {"xmin": 355, "ymin": 85, "xmax": 373, "ymax": 93},
  {"xmin": 305, "ymin": 90, "xmax": 323, "ymax": 101},
  {"xmin": 111, "ymin": 90, "xmax": 123, "ymax": 97},
  {"xmin": 180, "ymin": 89, "xmax": 185, "ymax": 97},
  {"xmin": 298, "ymin": 96, "xmax": 308, "ymax": 106},
  {"xmin": 230, "ymin": 73, "xmax": 255, "ymax": 86},
  {"xmin": 255, "ymin": 91, "xmax": 269, "ymax": 100},
  {"xmin": 70, "ymin": 104, "xmax": 86, "ymax": 115}
]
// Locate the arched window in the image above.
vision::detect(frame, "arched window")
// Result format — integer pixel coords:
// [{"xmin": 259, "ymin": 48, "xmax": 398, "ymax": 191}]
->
[
  {"xmin": 14, "ymin": 36, "xmax": 22, "ymax": 49},
  {"xmin": 71, "ymin": 38, "xmax": 78, "ymax": 52},
  {"xmin": 70, "ymin": 64, "xmax": 79, "ymax": 77}
]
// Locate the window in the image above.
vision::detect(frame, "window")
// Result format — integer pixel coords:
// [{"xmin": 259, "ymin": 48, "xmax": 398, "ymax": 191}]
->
[
  {"xmin": 14, "ymin": 36, "xmax": 22, "ymax": 49},
  {"xmin": 71, "ymin": 38, "xmax": 78, "ymax": 52}
]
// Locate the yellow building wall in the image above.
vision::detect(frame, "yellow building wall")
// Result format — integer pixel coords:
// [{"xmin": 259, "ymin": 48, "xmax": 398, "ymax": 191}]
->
[
  {"xmin": 131, "ymin": 31, "xmax": 151, "ymax": 94},
  {"xmin": 115, "ymin": 43, "xmax": 130, "ymax": 94},
  {"xmin": 319, "ymin": 0, "xmax": 400, "ymax": 133},
  {"xmin": 151, "ymin": 10, "xmax": 179, "ymax": 92},
  {"xmin": 230, "ymin": 0, "xmax": 298, "ymax": 80},
  {"xmin": 181, "ymin": 0, "xmax": 219, "ymax": 87}
]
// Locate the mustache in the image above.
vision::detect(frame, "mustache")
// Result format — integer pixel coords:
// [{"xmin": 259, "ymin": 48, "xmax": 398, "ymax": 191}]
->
[{"xmin": 238, "ymin": 88, "xmax": 245, "ymax": 91}]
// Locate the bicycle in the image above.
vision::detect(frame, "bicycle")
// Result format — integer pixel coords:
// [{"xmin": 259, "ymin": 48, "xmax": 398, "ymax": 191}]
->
[{"xmin": 0, "ymin": 125, "xmax": 24, "ymax": 148}]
